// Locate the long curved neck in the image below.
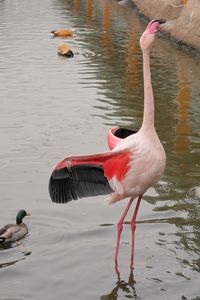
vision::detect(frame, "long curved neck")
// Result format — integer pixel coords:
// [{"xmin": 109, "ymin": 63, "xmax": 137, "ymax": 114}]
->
[{"xmin": 141, "ymin": 50, "xmax": 155, "ymax": 130}]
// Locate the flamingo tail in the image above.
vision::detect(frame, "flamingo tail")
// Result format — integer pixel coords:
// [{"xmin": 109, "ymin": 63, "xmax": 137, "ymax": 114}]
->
[
  {"xmin": 114, "ymin": 128, "xmax": 138, "ymax": 139},
  {"xmin": 107, "ymin": 127, "xmax": 138, "ymax": 150}
]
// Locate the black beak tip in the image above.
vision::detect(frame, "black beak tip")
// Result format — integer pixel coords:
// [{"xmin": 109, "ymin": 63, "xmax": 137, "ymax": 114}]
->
[
  {"xmin": 158, "ymin": 19, "xmax": 166, "ymax": 24},
  {"xmin": 152, "ymin": 19, "xmax": 166, "ymax": 25}
]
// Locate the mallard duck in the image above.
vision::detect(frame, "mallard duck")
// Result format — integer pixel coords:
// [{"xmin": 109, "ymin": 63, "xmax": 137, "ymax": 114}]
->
[
  {"xmin": 57, "ymin": 43, "xmax": 74, "ymax": 57},
  {"xmin": 51, "ymin": 28, "xmax": 74, "ymax": 37},
  {"xmin": 0, "ymin": 210, "xmax": 31, "ymax": 244}
]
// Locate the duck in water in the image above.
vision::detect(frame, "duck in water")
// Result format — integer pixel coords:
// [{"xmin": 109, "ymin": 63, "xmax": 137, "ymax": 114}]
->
[
  {"xmin": 57, "ymin": 43, "xmax": 74, "ymax": 57},
  {"xmin": 51, "ymin": 28, "xmax": 74, "ymax": 38},
  {"xmin": 0, "ymin": 210, "xmax": 31, "ymax": 244}
]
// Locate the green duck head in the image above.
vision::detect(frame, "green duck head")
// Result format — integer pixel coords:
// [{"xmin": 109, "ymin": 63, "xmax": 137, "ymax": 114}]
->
[{"xmin": 16, "ymin": 210, "xmax": 31, "ymax": 225}]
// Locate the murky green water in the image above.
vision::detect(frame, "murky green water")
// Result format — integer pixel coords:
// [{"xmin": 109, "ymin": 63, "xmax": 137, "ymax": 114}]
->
[{"xmin": 0, "ymin": 0, "xmax": 200, "ymax": 299}]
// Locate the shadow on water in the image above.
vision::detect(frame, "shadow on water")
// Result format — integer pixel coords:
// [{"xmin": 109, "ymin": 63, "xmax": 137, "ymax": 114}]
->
[
  {"xmin": 0, "ymin": 241, "xmax": 31, "ymax": 270},
  {"xmin": 0, "ymin": 257, "xmax": 26, "ymax": 269},
  {"xmin": 101, "ymin": 269, "xmax": 138, "ymax": 300}
]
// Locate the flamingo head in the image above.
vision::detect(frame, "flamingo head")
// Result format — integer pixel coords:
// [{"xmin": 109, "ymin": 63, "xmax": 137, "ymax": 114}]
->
[{"xmin": 140, "ymin": 19, "xmax": 166, "ymax": 51}]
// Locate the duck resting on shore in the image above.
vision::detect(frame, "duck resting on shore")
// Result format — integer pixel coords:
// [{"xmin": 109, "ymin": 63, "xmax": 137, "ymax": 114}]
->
[{"xmin": 0, "ymin": 210, "xmax": 31, "ymax": 244}]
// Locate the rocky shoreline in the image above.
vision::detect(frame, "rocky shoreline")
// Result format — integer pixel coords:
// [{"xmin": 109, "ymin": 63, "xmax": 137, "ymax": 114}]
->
[{"xmin": 120, "ymin": 0, "xmax": 200, "ymax": 56}]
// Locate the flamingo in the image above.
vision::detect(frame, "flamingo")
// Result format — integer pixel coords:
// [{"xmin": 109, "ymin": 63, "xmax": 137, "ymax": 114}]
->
[{"xmin": 49, "ymin": 19, "xmax": 166, "ymax": 268}]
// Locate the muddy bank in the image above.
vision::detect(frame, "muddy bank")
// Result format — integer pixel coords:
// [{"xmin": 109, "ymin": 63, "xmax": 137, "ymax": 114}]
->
[{"xmin": 129, "ymin": 0, "xmax": 200, "ymax": 55}]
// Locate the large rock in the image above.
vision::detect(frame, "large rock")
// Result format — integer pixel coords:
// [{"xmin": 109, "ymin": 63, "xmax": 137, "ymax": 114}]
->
[
  {"xmin": 131, "ymin": 0, "xmax": 200, "ymax": 53},
  {"xmin": 132, "ymin": 0, "xmax": 184, "ymax": 20},
  {"xmin": 170, "ymin": 0, "xmax": 200, "ymax": 50}
]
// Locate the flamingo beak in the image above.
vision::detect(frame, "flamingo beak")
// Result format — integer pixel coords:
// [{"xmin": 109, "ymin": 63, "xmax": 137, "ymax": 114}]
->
[
  {"xmin": 147, "ymin": 19, "xmax": 166, "ymax": 34},
  {"xmin": 155, "ymin": 19, "xmax": 166, "ymax": 24}
]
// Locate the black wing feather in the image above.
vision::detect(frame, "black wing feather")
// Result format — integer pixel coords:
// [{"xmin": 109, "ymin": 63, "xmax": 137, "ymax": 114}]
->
[{"xmin": 49, "ymin": 164, "xmax": 113, "ymax": 203}]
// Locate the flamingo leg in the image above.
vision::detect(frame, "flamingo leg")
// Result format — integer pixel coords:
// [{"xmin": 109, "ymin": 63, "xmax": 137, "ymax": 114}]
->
[
  {"xmin": 115, "ymin": 197, "xmax": 134, "ymax": 268},
  {"xmin": 130, "ymin": 195, "xmax": 142, "ymax": 269}
]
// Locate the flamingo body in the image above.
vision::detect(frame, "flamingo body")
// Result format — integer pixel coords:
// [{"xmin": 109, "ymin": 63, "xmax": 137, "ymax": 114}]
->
[{"xmin": 106, "ymin": 128, "xmax": 166, "ymax": 203}]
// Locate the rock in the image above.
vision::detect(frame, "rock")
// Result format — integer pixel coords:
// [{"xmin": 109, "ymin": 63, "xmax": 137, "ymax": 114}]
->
[
  {"xmin": 117, "ymin": 0, "xmax": 135, "ymax": 8},
  {"xmin": 131, "ymin": 0, "xmax": 184, "ymax": 20},
  {"xmin": 131, "ymin": 0, "xmax": 200, "ymax": 54},
  {"xmin": 171, "ymin": 0, "xmax": 200, "ymax": 50}
]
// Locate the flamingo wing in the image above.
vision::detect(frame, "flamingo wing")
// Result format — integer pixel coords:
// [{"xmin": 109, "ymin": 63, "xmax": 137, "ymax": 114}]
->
[{"xmin": 49, "ymin": 150, "xmax": 131, "ymax": 203}]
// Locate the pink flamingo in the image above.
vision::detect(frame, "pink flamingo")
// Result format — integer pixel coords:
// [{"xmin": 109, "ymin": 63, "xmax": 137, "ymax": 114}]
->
[{"xmin": 49, "ymin": 19, "xmax": 166, "ymax": 268}]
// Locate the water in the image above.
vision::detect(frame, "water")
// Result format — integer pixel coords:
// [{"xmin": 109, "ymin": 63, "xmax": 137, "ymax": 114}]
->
[{"xmin": 0, "ymin": 0, "xmax": 200, "ymax": 299}]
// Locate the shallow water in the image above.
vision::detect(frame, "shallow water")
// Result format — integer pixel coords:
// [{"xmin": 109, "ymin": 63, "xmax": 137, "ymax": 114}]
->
[{"xmin": 0, "ymin": 0, "xmax": 200, "ymax": 299}]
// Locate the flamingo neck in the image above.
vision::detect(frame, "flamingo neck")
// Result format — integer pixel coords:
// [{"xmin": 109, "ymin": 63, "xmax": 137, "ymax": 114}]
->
[{"xmin": 141, "ymin": 50, "xmax": 155, "ymax": 131}]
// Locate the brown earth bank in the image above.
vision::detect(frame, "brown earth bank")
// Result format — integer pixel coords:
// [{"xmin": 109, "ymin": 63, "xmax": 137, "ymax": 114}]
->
[{"xmin": 120, "ymin": 0, "xmax": 200, "ymax": 55}]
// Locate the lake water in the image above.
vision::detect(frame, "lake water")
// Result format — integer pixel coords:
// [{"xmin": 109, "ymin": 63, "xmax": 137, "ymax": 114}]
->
[{"xmin": 0, "ymin": 0, "xmax": 200, "ymax": 299}]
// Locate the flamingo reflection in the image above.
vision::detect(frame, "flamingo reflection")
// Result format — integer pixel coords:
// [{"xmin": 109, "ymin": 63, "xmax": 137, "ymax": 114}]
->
[
  {"xmin": 100, "ymin": 269, "xmax": 138, "ymax": 300},
  {"xmin": 86, "ymin": 0, "xmax": 92, "ymax": 23},
  {"xmin": 73, "ymin": 0, "xmax": 80, "ymax": 15}
]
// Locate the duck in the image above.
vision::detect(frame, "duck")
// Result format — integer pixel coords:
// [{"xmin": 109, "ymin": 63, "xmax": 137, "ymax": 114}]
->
[
  {"xmin": 51, "ymin": 28, "xmax": 74, "ymax": 37},
  {"xmin": 0, "ymin": 210, "xmax": 31, "ymax": 244},
  {"xmin": 57, "ymin": 43, "xmax": 74, "ymax": 57}
]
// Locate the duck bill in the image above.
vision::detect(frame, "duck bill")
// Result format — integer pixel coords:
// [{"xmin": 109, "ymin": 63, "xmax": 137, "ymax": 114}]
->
[{"xmin": 26, "ymin": 212, "xmax": 31, "ymax": 216}]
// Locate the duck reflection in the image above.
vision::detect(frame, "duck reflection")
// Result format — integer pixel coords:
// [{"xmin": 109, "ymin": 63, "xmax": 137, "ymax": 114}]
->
[
  {"xmin": 174, "ymin": 66, "xmax": 191, "ymax": 156},
  {"xmin": 180, "ymin": 0, "xmax": 188, "ymax": 4},
  {"xmin": 66, "ymin": 0, "xmax": 70, "ymax": 10},
  {"xmin": 0, "ymin": 241, "xmax": 31, "ymax": 256},
  {"xmin": 73, "ymin": 0, "xmax": 80, "ymax": 15},
  {"xmin": 126, "ymin": 31, "xmax": 139, "ymax": 91},
  {"xmin": 0, "ymin": 241, "xmax": 30, "ymax": 269},
  {"xmin": 102, "ymin": 4, "xmax": 111, "ymax": 50},
  {"xmin": 100, "ymin": 269, "xmax": 138, "ymax": 300},
  {"xmin": 86, "ymin": 0, "xmax": 92, "ymax": 23},
  {"xmin": 0, "ymin": 257, "xmax": 25, "ymax": 269}
]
